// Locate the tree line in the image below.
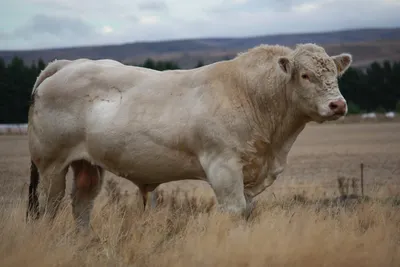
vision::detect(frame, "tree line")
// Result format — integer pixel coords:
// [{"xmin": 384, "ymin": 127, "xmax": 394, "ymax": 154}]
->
[{"xmin": 0, "ymin": 56, "xmax": 399, "ymax": 123}]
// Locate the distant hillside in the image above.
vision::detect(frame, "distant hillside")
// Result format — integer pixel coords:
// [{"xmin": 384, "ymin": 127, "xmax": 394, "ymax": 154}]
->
[{"xmin": 1, "ymin": 27, "xmax": 400, "ymax": 69}]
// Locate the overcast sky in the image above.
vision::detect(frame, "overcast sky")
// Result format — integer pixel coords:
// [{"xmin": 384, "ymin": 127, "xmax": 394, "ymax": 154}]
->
[{"xmin": 1, "ymin": 0, "xmax": 400, "ymax": 50}]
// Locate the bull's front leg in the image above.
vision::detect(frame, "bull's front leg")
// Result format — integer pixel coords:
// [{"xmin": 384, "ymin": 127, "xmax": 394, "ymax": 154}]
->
[
  {"xmin": 245, "ymin": 172, "xmax": 281, "ymax": 199},
  {"xmin": 246, "ymin": 156, "xmax": 286, "ymax": 199},
  {"xmin": 199, "ymin": 151, "xmax": 251, "ymax": 219}
]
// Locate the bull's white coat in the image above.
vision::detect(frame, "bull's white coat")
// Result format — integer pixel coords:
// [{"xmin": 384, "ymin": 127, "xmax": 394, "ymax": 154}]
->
[{"xmin": 28, "ymin": 43, "xmax": 352, "ymax": 230}]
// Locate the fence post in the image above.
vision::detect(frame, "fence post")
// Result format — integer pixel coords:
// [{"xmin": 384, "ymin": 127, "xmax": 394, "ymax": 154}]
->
[{"xmin": 360, "ymin": 163, "xmax": 364, "ymax": 197}]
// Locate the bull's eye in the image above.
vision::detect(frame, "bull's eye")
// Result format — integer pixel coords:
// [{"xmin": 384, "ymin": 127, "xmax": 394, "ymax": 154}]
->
[{"xmin": 301, "ymin": 74, "xmax": 309, "ymax": 80}]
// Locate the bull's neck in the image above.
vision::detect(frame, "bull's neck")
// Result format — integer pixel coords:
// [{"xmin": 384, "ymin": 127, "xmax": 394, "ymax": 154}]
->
[{"xmin": 234, "ymin": 64, "xmax": 308, "ymax": 147}]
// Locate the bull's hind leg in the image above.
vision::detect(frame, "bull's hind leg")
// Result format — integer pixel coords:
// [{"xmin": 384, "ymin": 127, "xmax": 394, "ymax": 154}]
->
[
  {"xmin": 38, "ymin": 164, "xmax": 69, "ymax": 220},
  {"xmin": 70, "ymin": 160, "xmax": 104, "ymax": 232}
]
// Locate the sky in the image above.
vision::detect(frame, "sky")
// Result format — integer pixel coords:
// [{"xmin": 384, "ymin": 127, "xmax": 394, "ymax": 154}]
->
[{"xmin": 1, "ymin": 0, "xmax": 400, "ymax": 50}]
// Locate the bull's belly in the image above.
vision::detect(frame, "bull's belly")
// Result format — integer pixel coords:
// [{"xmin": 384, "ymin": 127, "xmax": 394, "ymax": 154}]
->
[
  {"xmin": 81, "ymin": 94, "xmax": 208, "ymax": 185},
  {"xmin": 86, "ymin": 138, "xmax": 206, "ymax": 185}
]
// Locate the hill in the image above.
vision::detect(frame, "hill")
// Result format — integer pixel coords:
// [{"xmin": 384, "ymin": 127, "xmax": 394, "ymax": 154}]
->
[{"xmin": 1, "ymin": 27, "xmax": 400, "ymax": 68}]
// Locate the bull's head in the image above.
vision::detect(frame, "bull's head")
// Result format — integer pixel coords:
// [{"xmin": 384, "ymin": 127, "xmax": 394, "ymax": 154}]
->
[{"xmin": 278, "ymin": 43, "xmax": 352, "ymax": 123}]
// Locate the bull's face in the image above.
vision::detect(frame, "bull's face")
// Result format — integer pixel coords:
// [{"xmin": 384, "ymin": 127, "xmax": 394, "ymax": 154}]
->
[{"xmin": 278, "ymin": 44, "xmax": 352, "ymax": 123}]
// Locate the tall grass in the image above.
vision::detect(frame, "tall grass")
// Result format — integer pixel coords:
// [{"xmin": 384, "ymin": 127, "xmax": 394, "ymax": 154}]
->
[{"xmin": 0, "ymin": 180, "xmax": 399, "ymax": 267}]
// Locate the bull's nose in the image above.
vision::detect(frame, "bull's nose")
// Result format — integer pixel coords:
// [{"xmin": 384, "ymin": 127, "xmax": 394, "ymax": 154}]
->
[{"xmin": 329, "ymin": 99, "xmax": 347, "ymax": 115}]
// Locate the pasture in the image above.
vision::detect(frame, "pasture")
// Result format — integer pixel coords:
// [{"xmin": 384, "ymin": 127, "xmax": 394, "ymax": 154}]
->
[{"xmin": 1, "ymin": 122, "xmax": 400, "ymax": 266}]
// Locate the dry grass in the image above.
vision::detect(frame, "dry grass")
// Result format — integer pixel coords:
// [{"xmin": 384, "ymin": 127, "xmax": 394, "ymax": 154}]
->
[
  {"xmin": 1, "ymin": 122, "xmax": 400, "ymax": 266},
  {"xmin": 1, "ymin": 187, "xmax": 400, "ymax": 267}
]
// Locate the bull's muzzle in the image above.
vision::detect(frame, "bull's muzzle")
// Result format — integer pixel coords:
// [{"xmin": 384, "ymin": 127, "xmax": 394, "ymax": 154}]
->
[{"xmin": 329, "ymin": 99, "xmax": 347, "ymax": 116}]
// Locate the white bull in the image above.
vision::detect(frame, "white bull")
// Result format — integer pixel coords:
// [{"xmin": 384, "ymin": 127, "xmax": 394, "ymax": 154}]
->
[{"xmin": 26, "ymin": 43, "xmax": 352, "ymax": 231}]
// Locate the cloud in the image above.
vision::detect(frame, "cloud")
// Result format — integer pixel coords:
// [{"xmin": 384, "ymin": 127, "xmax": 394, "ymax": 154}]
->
[
  {"xmin": 384, "ymin": 0, "xmax": 400, "ymax": 5},
  {"xmin": 138, "ymin": 16, "xmax": 161, "ymax": 25},
  {"xmin": 1, "ymin": 0, "xmax": 400, "ymax": 50},
  {"xmin": 13, "ymin": 14, "xmax": 94, "ymax": 39},
  {"xmin": 0, "ymin": 14, "xmax": 103, "ymax": 49},
  {"xmin": 209, "ymin": 0, "xmax": 312, "ymax": 13},
  {"xmin": 138, "ymin": 0, "xmax": 168, "ymax": 11},
  {"xmin": 259, "ymin": 0, "xmax": 307, "ymax": 11},
  {"xmin": 292, "ymin": 2, "xmax": 320, "ymax": 13},
  {"xmin": 101, "ymin": 26, "xmax": 114, "ymax": 34}
]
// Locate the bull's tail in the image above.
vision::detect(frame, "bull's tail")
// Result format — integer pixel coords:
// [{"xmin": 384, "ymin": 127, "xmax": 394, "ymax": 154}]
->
[
  {"xmin": 26, "ymin": 160, "xmax": 40, "ymax": 221},
  {"xmin": 27, "ymin": 59, "xmax": 71, "ymax": 222},
  {"xmin": 31, "ymin": 59, "xmax": 71, "ymax": 99}
]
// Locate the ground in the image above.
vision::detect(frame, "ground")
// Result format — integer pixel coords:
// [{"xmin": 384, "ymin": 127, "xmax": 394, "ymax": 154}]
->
[{"xmin": 0, "ymin": 121, "xmax": 399, "ymax": 266}]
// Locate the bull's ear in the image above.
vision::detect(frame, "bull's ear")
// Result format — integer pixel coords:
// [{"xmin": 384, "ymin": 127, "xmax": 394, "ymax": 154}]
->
[
  {"xmin": 278, "ymin": 56, "xmax": 292, "ymax": 76},
  {"xmin": 332, "ymin": 53, "xmax": 352, "ymax": 76}
]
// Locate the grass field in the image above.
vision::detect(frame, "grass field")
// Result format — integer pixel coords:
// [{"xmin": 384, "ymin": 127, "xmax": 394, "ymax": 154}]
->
[{"xmin": 1, "ymin": 122, "xmax": 400, "ymax": 266}]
